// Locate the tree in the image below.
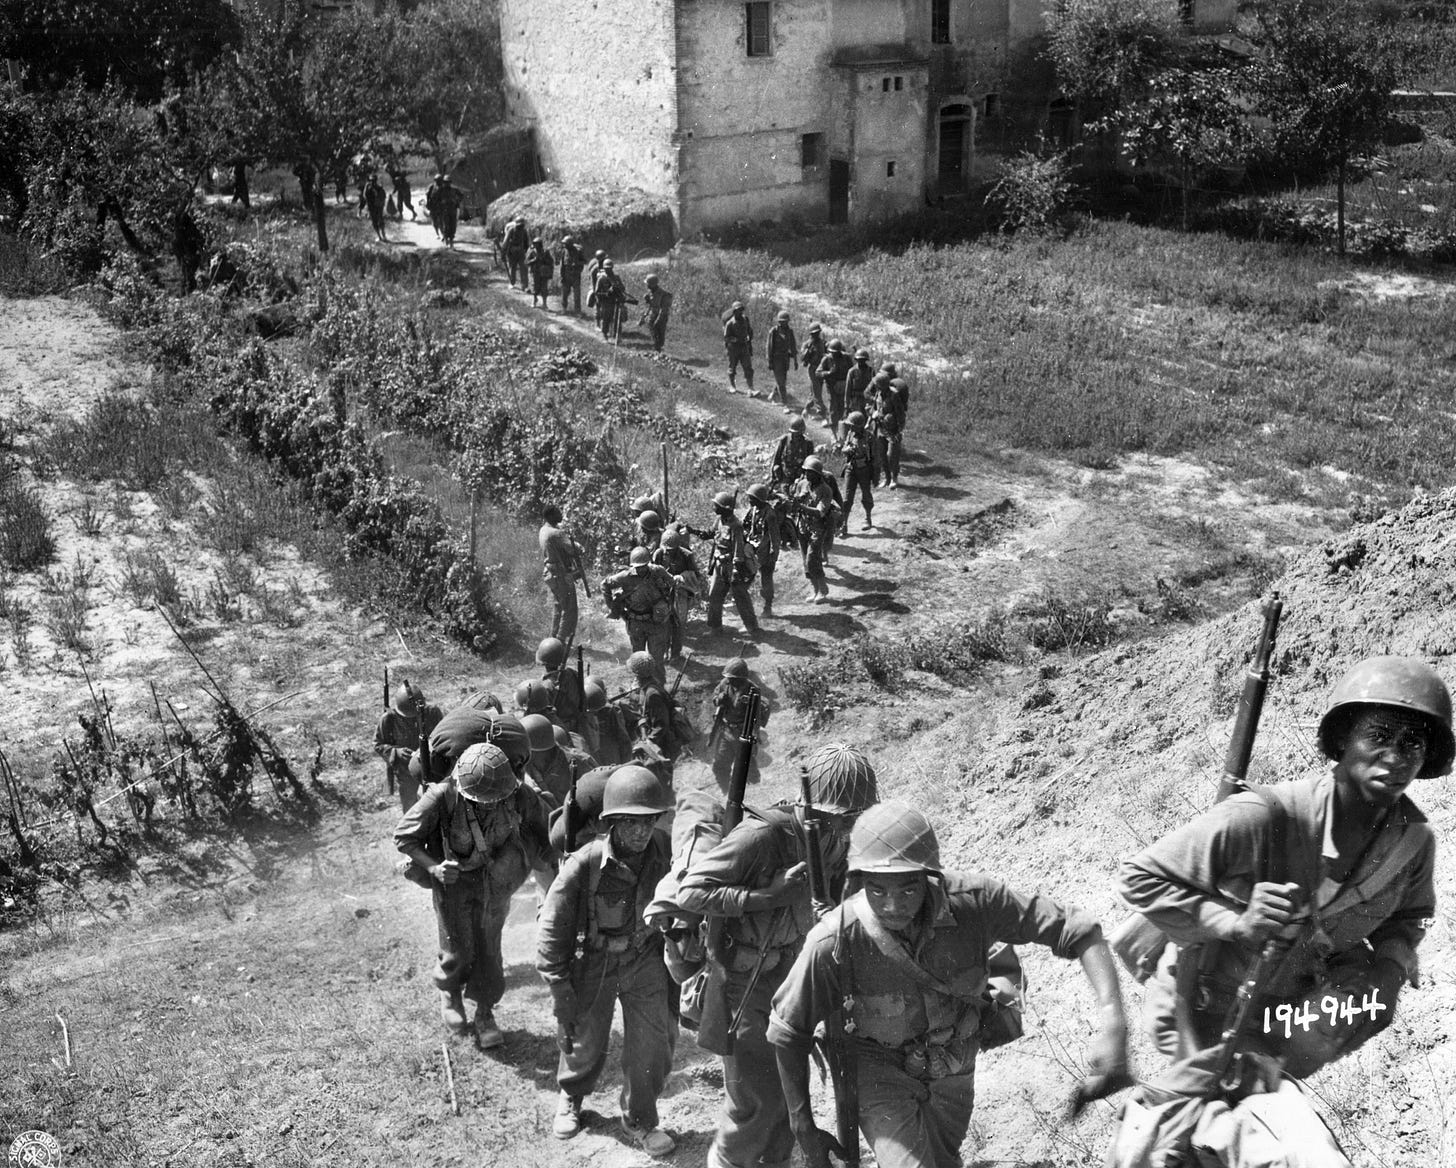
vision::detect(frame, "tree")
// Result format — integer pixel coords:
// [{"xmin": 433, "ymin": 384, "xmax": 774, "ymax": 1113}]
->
[
  {"xmin": 0, "ymin": 0, "xmax": 238, "ymax": 102},
  {"xmin": 384, "ymin": 0, "xmax": 505, "ymax": 174},
  {"xmin": 1247, "ymin": 0, "xmax": 1410, "ymax": 255},
  {"xmin": 215, "ymin": 1, "xmax": 398, "ymax": 252},
  {"xmin": 1100, "ymin": 67, "xmax": 1250, "ymax": 230},
  {"xmin": 1043, "ymin": 0, "xmax": 1183, "ymax": 120}
]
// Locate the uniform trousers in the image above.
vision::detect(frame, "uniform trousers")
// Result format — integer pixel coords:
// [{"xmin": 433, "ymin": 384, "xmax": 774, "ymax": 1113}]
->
[
  {"xmin": 626, "ymin": 618, "xmax": 672, "ymax": 666},
  {"xmin": 432, "ymin": 864, "xmax": 522, "ymax": 1014},
  {"xmin": 842, "ymin": 465, "xmax": 873, "ymax": 527},
  {"xmin": 856, "ymin": 1043, "xmax": 976, "ymax": 1168},
  {"xmin": 546, "ymin": 575, "xmax": 578, "ymax": 642},
  {"xmin": 706, "ymin": 565, "xmax": 758, "ymax": 631},
  {"xmin": 713, "ymin": 971, "xmax": 796, "ymax": 1168},
  {"xmin": 727, "ymin": 345, "xmax": 754, "ymax": 388}
]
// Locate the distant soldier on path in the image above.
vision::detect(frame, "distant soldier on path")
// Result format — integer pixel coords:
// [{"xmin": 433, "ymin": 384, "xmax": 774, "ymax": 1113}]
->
[
  {"xmin": 361, "ymin": 172, "xmax": 388, "ymax": 243},
  {"xmin": 642, "ymin": 274, "xmax": 673, "ymax": 352},
  {"xmin": 867, "ymin": 372, "xmax": 906, "ymax": 489},
  {"xmin": 792, "ymin": 457, "xmax": 839, "ymax": 604},
  {"xmin": 390, "ymin": 169, "xmax": 416, "ymax": 220},
  {"xmin": 653, "ymin": 529, "xmax": 704, "ymax": 662},
  {"xmin": 743, "ymin": 483, "xmax": 782, "ymax": 619},
  {"xmin": 604, "ymin": 547, "xmax": 677, "ymax": 667},
  {"xmin": 707, "ymin": 658, "xmax": 769, "ymax": 794},
  {"xmin": 705, "ymin": 491, "xmax": 759, "ymax": 636},
  {"xmin": 559, "ymin": 234, "xmax": 586, "ymax": 315},
  {"xmin": 527, "ymin": 235, "xmax": 555, "ymax": 309},
  {"xmin": 503, "ymin": 216, "xmax": 531, "ymax": 289},
  {"xmin": 540, "ymin": 503, "xmax": 586, "ymax": 643},
  {"xmin": 800, "ymin": 323, "xmax": 828, "ymax": 419},
  {"xmin": 765, "ymin": 311, "xmax": 798, "ymax": 410},
  {"xmin": 435, "ymin": 175, "xmax": 462, "ymax": 248},
  {"xmin": 723, "ymin": 302, "xmax": 756, "ymax": 396},
  {"xmin": 844, "ymin": 348, "xmax": 875, "ymax": 432},
  {"xmin": 837, "ymin": 411, "xmax": 874, "ymax": 535},
  {"xmin": 815, "ymin": 339, "xmax": 852, "ymax": 433},
  {"xmin": 770, "ymin": 415, "xmax": 814, "ymax": 490},
  {"xmin": 375, "ymin": 680, "xmax": 444, "ymax": 811},
  {"xmin": 424, "ymin": 173, "xmax": 445, "ymax": 239}
]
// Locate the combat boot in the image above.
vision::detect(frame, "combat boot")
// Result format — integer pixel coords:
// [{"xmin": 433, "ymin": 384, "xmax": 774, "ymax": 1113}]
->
[
  {"xmin": 440, "ymin": 989, "xmax": 468, "ymax": 1033},
  {"xmin": 553, "ymin": 1091, "xmax": 584, "ymax": 1139},
  {"xmin": 473, "ymin": 1008, "xmax": 504, "ymax": 1050}
]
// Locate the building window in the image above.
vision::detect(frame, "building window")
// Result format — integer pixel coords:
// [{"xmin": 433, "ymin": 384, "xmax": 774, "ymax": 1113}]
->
[
  {"xmin": 887, "ymin": 161, "xmax": 896, "ymax": 177},
  {"xmin": 984, "ymin": 93, "xmax": 999, "ymax": 118},
  {"xmin": 932, "ymin": 0, "xmax": 951, "ymax": 43},
  {"xmin": 894, "ymin": 76, "xmax": 903, "ymax": 91},
  {"xmin": 746, "ymin": 3, "xmax": 772, "ymax": 57},
  {"xmin": 801, "ymin": 132, "xmax": 824, "ymax": 169},
  {"xmin": 882, "ymin": 76, "xmax": 891, "ymax": 92}
]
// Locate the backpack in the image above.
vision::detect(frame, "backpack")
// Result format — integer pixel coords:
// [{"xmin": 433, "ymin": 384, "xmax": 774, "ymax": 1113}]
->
[{"xmin": 645, "ymin": 791, "xmax": 727, "ymax": 1027}]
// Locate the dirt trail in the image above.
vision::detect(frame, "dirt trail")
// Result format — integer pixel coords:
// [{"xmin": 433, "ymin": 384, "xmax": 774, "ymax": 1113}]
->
[{"xmin": 0, "ymin": 220, "xmax": 1364, "ymax": 1168}]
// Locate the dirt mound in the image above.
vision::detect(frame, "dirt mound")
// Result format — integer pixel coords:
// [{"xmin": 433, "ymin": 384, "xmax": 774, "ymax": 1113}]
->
[
  {"xmin": 896, "ymin": 488, "xmax": 1456, "ymax": 1167},
  {"xmin": 907, "ymin": 495, "xmax": 1026, "ymax": 560}
]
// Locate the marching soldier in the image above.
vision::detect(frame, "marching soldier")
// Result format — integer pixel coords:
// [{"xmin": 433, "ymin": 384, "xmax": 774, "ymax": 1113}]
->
[
  {"xmin": 815, "ymin": 339, "xmax": 852, "ymax": 433},
  {"xmin": 800, "ymin": 323, "xmax": 828, "ymax": 419},
  {"xmin": 1114, "ymin": 657, "xmax": 1451, "ymax": 1166},
  {"xmin": 627, "ymin": 650, "xmax": 686, "ymax": 787},
  {"xmin": 705, "ymin": 491, "xmax": 760, "ymax": 636},
  {"xmin": 514, "ymin": 679, "xmax": 557, "ymax": 722},
  {"xmin": 792, "ymin": 456, "xmax": 840, "ymax": 604},
  {"xmin": 537, "ymin": 636, "xmax": 585, "ymax": 736},
  {"xmin": 585, "ymin": 677, "xmax": 636, "ymax": 767},
  {"xmin": 643, "ymin": 274, "xmax": 673, "ymax": 352},
  {"xmin": 523, "ymin": 713, "xmax": 574, "ymax": 805},
  {"xmin": 503, "ymin": 216, "xmax": 531, "ymax": 289},
  {"xmin": 603, "ymin": 547, "xmax": 677, "ymax": 667},
  {"xmin": 361, "ymin": 172, "xmax": 388, "ymax": 243},
  {"xmin": 558, "ymin": 234, "xmax": 586, "ymax": 315},
  {"xmin": 653, "ymin": 529, "xmax": 704, "ymax": 661},
  {"xmin": 743, "ymin": 483, "xmax": 782, "ymax": 618},
  {"xmin": 707, "ymin": 658, "xmax": 769, "ymax": 795},
  {"xmin": 539, "ymin": 766, "xmax": 678, "ymax": 1156},
  {"xmin": 866, "ymin": 372, "xmax": 906, "ymax": 489},
  {"xmin": 635, "ymin": 510, "xmax": 665, "ymax": 556},
  {"xmin": 837, "ymin": 412, "xmax": 874, "ymax": 535},
  {"xmin": 770, "ymin": 415, "xmax": 814, "ymax": 489},
  {"xmin": 424, "ymin": 173, "xmax": 445, "ymax": 238},
  {"xmin": 435, "ymin": 174, "xmax": 462, "ymax": 249},
  {"xmin": 594, "ymin": 259, "xmax": 632, "ymax": 343},
  {"xmin": 527, "ymin": 235, "xmax": 555, "ymax": 309},
  {"xmin": 723, "ymin": 302, "xmax": 756, "ymax": 396},
  {"xmin": 374, "ymin": 681, "xmax": 443, "ymax": 811},
  {"xmin": 394, "ymin": 742, "xmax": 552, "ymax": 1049},
  {"xmin": 769, "ymin": 801, "xmax": 1129, "ymax": 1168},
  {"xmin": 390, "ymin": 169, "xmax": 416, "ymax": 220},
  {"xmin": 540, "ymin": 504, "xmax": 586, "ymax": 643},
  {"xmin": 844, "ymin": 348, "xmax": 875, "ymax": 429},
  {"xmin": 765, "ymin": 311, "xmax": 798, "ymax": 409},
  {"xmin": 677, "ymin": 745, "xmax": 880, "ymax": 1168}
]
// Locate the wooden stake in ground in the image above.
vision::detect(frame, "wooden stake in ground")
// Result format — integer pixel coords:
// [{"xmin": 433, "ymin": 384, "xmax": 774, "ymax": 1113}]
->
[
  {"xmin": 441, "ymin": 1042, "xmax": 460, "ymax": 1116},
  {"xmin": 55, "ymin": 1011, "xmax": 72, "ymax": 1068}
]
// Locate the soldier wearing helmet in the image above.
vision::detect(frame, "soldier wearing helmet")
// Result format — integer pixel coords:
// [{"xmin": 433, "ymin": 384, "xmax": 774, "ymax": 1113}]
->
[
  {"xmin": 814, "ymin": 338, "xmax": 853, "ymax": 431},
  {"xmin": 635, "ymin": 509, "xmax": 665, "ymax": 554},
  {"xmin": 522, "ymin": 712, "xmax": 576, "ymax": 804},
  {"xmin": 394, "ymin": 740, "xmax": 551, "ymax": 1049},
  {"xmin": 771, "ymin": 415, "xmax": 814, "ymax": 490},
  {"xmin": 843, "ymin": 347, "xmax": 875, "ymax": 431},
  {"xmin": 723, "ymin": 301, "xmax": 756, "ymax": 396},
  {"xmin": 537, "ymin": 635, "xmax": 585, "ymax": 736},
  {"xmin": 742, "ymin": 482, "xmax": 783, "ymax": 619},
  {"xmin": 642, "ymin": 273, "xmax": 673, "ymax": 352},
  {"xmin": 515, "ymin": 678, "xmax": 557, "ymax": 720},
  {"xmin": 835, "ymin": 410, "xmax": 874, "ymax": 536},
  {"xmin": 865, "ymin": 370, "xmax": 906, "ymax": 489},
  {"xmin": 678, "ymin": 743, "xmax": 880, "ymax": 1168},
  {"xmin": 799, "ymin": 323, "xmax": 829, "ymax": 418},
  {"xmin": 653, "ymin": 526, "xmax": 705, "ymax": 661},
  {"xmin": 374, "ymin": 679, "xmax": 444, "ymax": 812},
  {"xmin": 765, "ymin": 310, "xmax": 799, "ymax": 409},
  {"xmin": 594, "ymin": 258, "xmax": 633, "ymax": 342},
  {"xmin": 791, "ymin": 456, "xmax": 842, "ymax": 604},
  {"xmin": 526, "ymin": 233, "xmax": 555, "ymax": 309},
  {"xmin": 1119, "ymin": 655, "xmax": 1451, "ymax": 1145},
  {"xmin": 538, "ymin": 765, "xmax": 678, "ymax": 1155},
  {"xmin": 705, "ymin": 490, "xmax": 760, "ymax": 636},
  {"xmin": 558, "ymin": 234, "xmax": 586, "ymax": 315},
  {"xmin": 768, "ymin": 801, "xmax": 1128, "ymax": 1168},
  {"xmin": 603, "ymin": 546, "xmax": 678, "ymax": 667},
  {"xmin": 707, "ymin": 658, "xmax": 771, "ymax": 794},
  {"xmin": 540, "ymin": 503, "xmax": 586, "ymax": 643},
  {"xmin": 626, "ymin": 650, "xmax": 689, "ymax": 784},
  {"xmin": 584, "ymin": 676, "xmax": 636, "ymax": 766}
]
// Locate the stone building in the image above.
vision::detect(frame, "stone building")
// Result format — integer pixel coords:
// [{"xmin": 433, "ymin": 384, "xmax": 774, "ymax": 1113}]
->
[{"xmin": 499, "ymin": 0, "xmax": 1234, "ymax": 234}]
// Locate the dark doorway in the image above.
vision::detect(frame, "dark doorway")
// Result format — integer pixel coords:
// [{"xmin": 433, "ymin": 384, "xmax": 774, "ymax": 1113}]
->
[
  {"xmin": 829, "ymin": 158, "xmax": 850, "ymax": 224},
  {"xmin": 938, "ymin": 104, "xmax": 970, "ymax": 192}
]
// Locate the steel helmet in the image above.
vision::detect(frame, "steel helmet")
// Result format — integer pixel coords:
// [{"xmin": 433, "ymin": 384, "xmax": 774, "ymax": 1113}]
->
[
  {"xmin": 789, "ymin": 415, "xmax": 806, "ymax": 433},
  {"xmin": 871, "ymin": 371, "xmax": 892, "ymax": 387},
  {"xmin": 746, "ymin": 483, "xmax": 770, "ymax": 503},
  {"xmin": 829, "ymin": 339, "xmax": 846, "ymax": 353},
  {"xmin": 515, "ymin": 679, "xmax": 554, "ymax": 714},
  {"xmin": 552, "ymin": 724, "xmax": 571, "ymax": 749},
  {"xmin": 532, "ymin": 235, "xmax": 543, "ymax": 244},
  {"xmin": 601, "ymin": 764, "xmax": 673, "ymax": 818},
  {"xmin": 391, "ymin": 680, "xmax": 423, "ymax": 715},
  {"xmin": 803, "ymin": 743, "xmax": 878, "ymax": 814},
  {"xmin": 854, "ymin": 348, "xmax": 870, "ymax": 361},
  {"xmin": 846, "ymin": 411, "xmax": 866, "ymax": 428},
  {"xmin": 583, "ymin": 677, "xmax": 608, "ymax": 712},
  {"xmin": 809, "ymin": 322, "xmax": 823, "ymax": 334},
  {"xmin": 723, "ymin": 657, "xmax": 749, "ymax": 680},
  {"xmin": 629, "ymin": 546, "xmax": 651, "ymax": 567},
  {"xmin": 604, "ymin": 258, "xmax": 615, "ymax": 269},
  {"xmin": 731, "ymin": 300, "xmax": 744, "ymax": 311},
  {"xmin": 536, "ymin": 636, "xmax": 568, "ymax": 668},
  {"xmin": 776, "ymin": 310, "xmax": 790, "ymax": 322},
  {"xmin": 627, "ymin": 651, "xmax": 659, "ymax": 681},
  {"xmin": 594, "ymin": 249, "xmax": 606, "ymax": 259},
  {"xmin": 638, "ymin": 510, "xmax": 664, "ymax": 532},
  {"xmin": 848, "ymin": 800, "xmax": 940, "ymax": 874},
  {"xmin": 1317, "ymin": 656, "xmax": 1455, "ymax": 777},
  {"xmin": 632, "ymin": 494, "xmax": 656, "ymax": 513},
  {"xmin": 562, "ymin": 234, "xmax": 574, "ymax": 243},
  {"xmin": 712, "ymin": 490, "xmax": 735, "ymax": 511},
  {"xmin": 483, "ymin": 711, "xmax": 531, "ymax": 771},
  {"xmin": 521, "ymin": 713, "xmax": 555, "ymax": 752},
  {"xmin": 454, "ymin": 742, "xmax": 519, "ymax": 804},
  {"xmin": 881, "ymin": 362, "xmax": 899, "ymax": 377},
  {"xmin": 802, "ymin": 456, "xmax": 825, "ymax": 474},
  {"xmin": 890, "ymin": 377, "xmax": 908, "ymax": 390},
  {"xmin": 661, "ymin": 529, "xmax": 682, "ymax": 550},
  {"xmin": 646, "ymin": 274, "xmax": 660, "ymax": 286}
]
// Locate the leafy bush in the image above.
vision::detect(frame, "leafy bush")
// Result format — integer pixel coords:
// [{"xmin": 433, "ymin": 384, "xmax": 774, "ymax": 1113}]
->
[
  {"xmin": 987, "ymin": 152, "xmax": 1077, "ymax": 234},
  {"xmin": 1013, "ymin": 590, "xmax": 1118, "ymax": 654},
  {"xmin": 844, "ymin": 634, "xmax": 908, "ymax": 690},
  {"xmin": 908, "ymin": 611, "xmax": 1019, "ymax": 679},
  {"xmin": 779, "ymin": 659, "xmax": 837, "ymax": 728},
  {"xmin": 0, "ymin": 474, "xmax": 56, "ymax": 570}
]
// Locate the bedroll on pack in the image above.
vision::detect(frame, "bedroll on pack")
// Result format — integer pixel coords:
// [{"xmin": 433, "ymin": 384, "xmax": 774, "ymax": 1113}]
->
[{"xmin": 645, "ymin": 790, "xmax": 725, "ymax": 1028}]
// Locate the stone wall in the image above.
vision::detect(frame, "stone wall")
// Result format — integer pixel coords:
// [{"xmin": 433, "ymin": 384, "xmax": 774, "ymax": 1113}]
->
[{"xmin": 498, "ymin": 0, "xmax": 678, "ymax": 204}]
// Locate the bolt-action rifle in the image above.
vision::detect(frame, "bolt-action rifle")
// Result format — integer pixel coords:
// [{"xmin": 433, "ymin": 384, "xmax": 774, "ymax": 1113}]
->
[
  {"xmin": 415, "ymin": 686, "xmax": 434, "ymax": 787},
  {"xmin": 706, "ymin": 685, "xmax": 761, "ymax": 1055},
  {"xmin": 382, "ymin": 666, "xmax": 394, "ymax": 795},
  {"xmin": 801, "ymin": 767, "xmax": 859, "ymax": 1168},
  {"xmin": 560, "ymin": 757, "xmax": 582, "ymax": 859}
]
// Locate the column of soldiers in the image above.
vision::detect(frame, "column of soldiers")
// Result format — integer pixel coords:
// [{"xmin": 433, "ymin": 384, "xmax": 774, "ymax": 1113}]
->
[{"xmin": 386, "ymin": 647, "xmax": 1446, "ymax": 1168}]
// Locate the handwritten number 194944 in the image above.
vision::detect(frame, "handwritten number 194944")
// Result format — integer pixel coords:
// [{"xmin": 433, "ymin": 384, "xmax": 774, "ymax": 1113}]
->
[{"xmin": 1263, "ymin": 989, "xmax": 1386, "ymax": 1040}]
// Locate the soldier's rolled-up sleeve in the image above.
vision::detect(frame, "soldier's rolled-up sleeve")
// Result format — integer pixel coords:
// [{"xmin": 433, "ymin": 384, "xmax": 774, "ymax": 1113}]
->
[
  {"xmin": 975, "ymin": 877, "xmax": 1104, "ymax": 960},
  {"xmin": 538, "ymin": 850, "xmax": 588, "ymax": 987},
  {"xmin": 676, "ymin": 820, "xmax": 778, "ymax": 918},
  {"xmin": 767, "ymin": 921, "xmax": 841, "ymax": 1053}
]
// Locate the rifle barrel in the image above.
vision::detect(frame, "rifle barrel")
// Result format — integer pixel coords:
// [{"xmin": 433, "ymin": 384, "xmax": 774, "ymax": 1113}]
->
[{"xmin": 1217, "ymin": 593, "xmax": 1282, "ymax": 801}]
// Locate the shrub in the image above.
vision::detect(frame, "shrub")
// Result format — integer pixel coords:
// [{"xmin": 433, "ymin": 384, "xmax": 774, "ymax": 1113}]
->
[
  {"xmin": 987, "ymin": 151, "xmax": 1077, "ymax": 234},
  {"xmin": 779, "ymin": 659, "xmax": 837, "ymax": 728},
  {"xmin": 0, "ymin": 476, "xmax": 56, "ymax": 570},
  {"xmin": 119, "ymin": 547, "xmax": 182, "ymax": 608},
  {"xmin": 1014, "ymin": 590, "xmax": 1118, "ymax": 654},
  {"xmin": 844, "ymin": 634, "xmax": 908, "ymax": 690},
  {"xmin": 908, "ymin": 611, "xmax": 1019, "ymax": 679}
]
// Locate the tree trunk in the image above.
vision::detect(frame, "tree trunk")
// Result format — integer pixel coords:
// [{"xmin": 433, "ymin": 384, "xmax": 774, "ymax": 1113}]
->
[
  {"xmin": 1336, "ymin": 153, "xmax": 1347, "ymax": 258},
  {"xmin": 1181, "ymin": 157, "xmax": 1190, "ymax": 232},
  {"xmin": 313, "ymin": 184, "xmax": 330, "ymax": 253}
]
